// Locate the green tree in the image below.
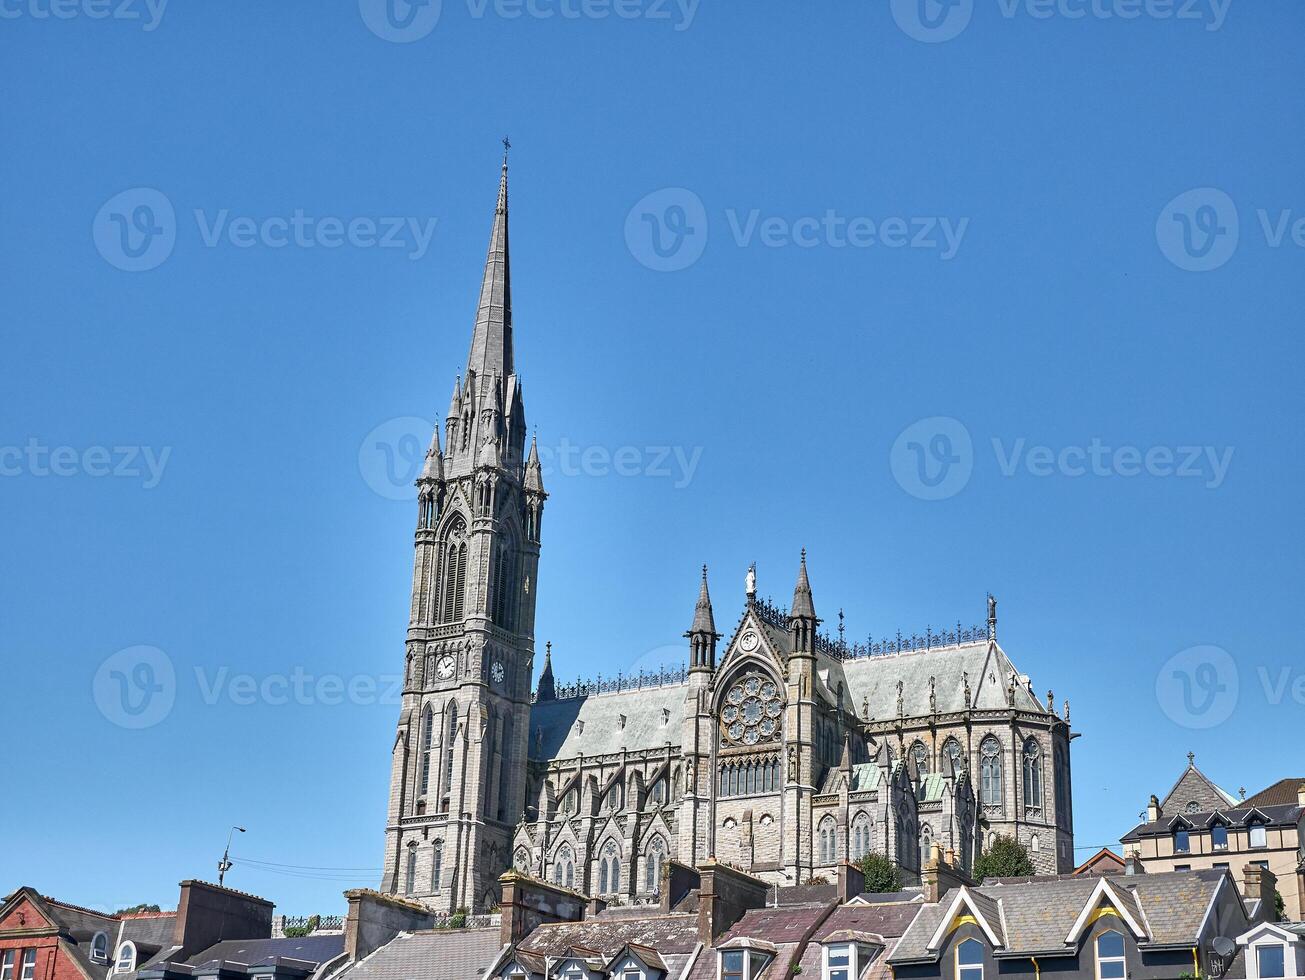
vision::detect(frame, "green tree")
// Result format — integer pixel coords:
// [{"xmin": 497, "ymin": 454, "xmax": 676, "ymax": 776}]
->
[
  {"xmin": 972, "ymin": 835, "xmax": 1035, "ymax": 879},
  {"xmin": 112, "ymin": 904, "xmax": 161, "ymax": 916},
  {"xmin": 857, "ymin": 853, "xmax": 902, "ymax": 893}
]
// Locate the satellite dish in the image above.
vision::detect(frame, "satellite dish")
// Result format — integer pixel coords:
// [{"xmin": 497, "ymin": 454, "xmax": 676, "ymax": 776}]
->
[{"xmin": 1212, "ymin": 937, "xmax": 1236, "ymax": 959}]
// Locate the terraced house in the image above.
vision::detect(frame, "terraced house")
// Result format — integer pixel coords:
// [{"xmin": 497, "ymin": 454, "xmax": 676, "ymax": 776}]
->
[
  {"xmin": 378, "ymin": 156, "xmax": 1077, "ymax": 914},
  {"xmin": 1120, "ymin": 758, "xmax": 1305, "ymax": 920}
]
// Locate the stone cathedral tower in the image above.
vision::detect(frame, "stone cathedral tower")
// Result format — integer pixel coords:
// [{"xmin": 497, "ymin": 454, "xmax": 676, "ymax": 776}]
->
[{"xmin": 380, "ymin": 151, "xmax": 546, "ymax": 913}]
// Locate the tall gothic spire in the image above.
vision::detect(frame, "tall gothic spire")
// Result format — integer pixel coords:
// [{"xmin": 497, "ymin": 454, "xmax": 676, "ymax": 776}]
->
[
  {"xmin": 690, "ymin": 565, "xmax": 716, "ymax": 634},
  {"xmin": 791, "ymin": 548, "xmax": 816, "ymax": 620},
  {"xmin": 466, "ymin": 147, "xmax": 513, "ymax": 380}
]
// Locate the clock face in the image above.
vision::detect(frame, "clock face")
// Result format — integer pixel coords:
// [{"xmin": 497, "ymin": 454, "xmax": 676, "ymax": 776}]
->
[
  {"xmin": 740, "ymin": 630, "xmax": 759, "ymax": 653},
  {"xmin": 491, "ymin": 661, "xmax": 505, "ymax": 684},
  {"xmin": 435, "ymin": 655, "xmax": 455, "ymax": 680}
]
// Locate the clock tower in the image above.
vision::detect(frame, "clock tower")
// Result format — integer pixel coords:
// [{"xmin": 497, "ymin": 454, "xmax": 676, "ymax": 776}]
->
[{"xmin": 379, "ymin": 148, "xmax": 545, "ymax": 912}]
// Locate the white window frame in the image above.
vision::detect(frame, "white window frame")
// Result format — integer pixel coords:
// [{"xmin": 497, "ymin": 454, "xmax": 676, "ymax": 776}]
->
[
  {"xmin": 90, "ymin": 933, "xmax": 109, "ymax": 964},
  {"xmin": 2, "ymin": 950, "xmax": 15, "ymax": 980},
  {"xmin": 1256, "ymin": 943, "xmax": 1288, "ymax": 980},
  {"xmin": 824, "ymin": 943, "xmax": 877, "ymax": 980},
  {"xmin": 1095, "ymin": 930, "xmax": 1127, "ymax": 980},
  {"xmin": 718, "ymin": 948, "xmax": 772, "ymax": 980},
  {"xmin": 956, "ymin": 938, "xmax": 984, "ymax": 980},
  {"xmin": 1250, "ymin": 823, "xmax": 1268, "ymax": 849},
  {"xmin": 18, "ymin": 951, "xmax": 36, "ymax": 980},
  {"xmin": 115, "ymin": 942, "xmax": 138, "ymax": 974}
]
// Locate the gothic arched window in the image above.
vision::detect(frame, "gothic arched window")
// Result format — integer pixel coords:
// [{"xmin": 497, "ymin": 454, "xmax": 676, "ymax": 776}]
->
[
  {"xmin": 644, "ymin": 837, "xmax": 666, "ymax": 894},
  {"xmin": 419, "ymin": 705, "xmax": 434, "ymax": 796},
  {"xmin": 405, "ymin": 845, "xmax": 417, "ymax": 896},
  {"xmin": 942, "ymin": 737, "xmax": 964, "ymax": 777},
  {"xmin": 851, "ymin": 812, "xmax": 872, "ymax": 859},
  {"xmin": 602, "ymin": 780, "xmax": 624, "ymax": 814},
  {"xmin": 911, "ymin": 741, "xmax": 930, "ymax": 789},
  {"xmin": 431, "ymin": 841, "xmax": 443, "ymax": 892},
  {"xmin": 442, "ymin": 703, "xmax": 458, "ymax": 805},
  {"xmin": 980, "ymin": 736, "xmax": 1002, "ymax": 809},
  {"xmin": 598, "ymin": 840, "xmax": 620, "ymax": 895},
  {"xmin": 818, "ymin": 816, "xmax": 837, "ymax": 864},
  {"xmin": 553, "ymin": 845, "xmax": 575, "ymax": 889},
  {"xmin": 514, "ymin": 847, "xmax": 530, "ymax": 872},
  {"xmin": 439, "ymin": 517, "xmax": 468, "ymax": 624},
  {"xmin": 491, "ymin": 535, "xmax": 518, "ymax": 631},
  {"xmin": 1022, "ymin": 738, "xmax": 1042, "ymax": 811},
  {"xmin": 919, "ymin": 823, "xmax": 933, "ymax": 868}
]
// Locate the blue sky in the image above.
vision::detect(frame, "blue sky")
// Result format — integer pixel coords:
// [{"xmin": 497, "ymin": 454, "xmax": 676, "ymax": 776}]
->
[{"xmin": 2, "ymin": 0, "xmax": 1302, "ymax": 914}]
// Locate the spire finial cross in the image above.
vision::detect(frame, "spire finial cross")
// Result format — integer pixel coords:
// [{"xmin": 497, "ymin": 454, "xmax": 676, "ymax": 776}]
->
[{"xmin": 502, "ymin": 135, "xmax": 511, "ymax": 160}]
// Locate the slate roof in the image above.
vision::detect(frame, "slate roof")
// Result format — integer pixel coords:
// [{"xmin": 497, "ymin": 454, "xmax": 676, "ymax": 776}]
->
[
  {"xmin": 797, "ymin": 901, "xmax": 925, "ymax": 980},
  {"xmin": 1121, "ymin": 802, "xmax": 1303, "ymax": 841},
  {"xmin": 1159, "ymin": 761, "xmax": 1240, "ymax": 813},
  {"xmin": 686, "ymin": 903, "xmax": 831, "ymax": 980},
  {"xmin": 120, "ymin": 913, "xmax": 180, "ymax": 957},
  {"xmin": 529, "ymin": 685, "xmax": 687, "ymax": 761},
  {"xmin": 890, "ymin": 870, "xmax": 1241, "ymax": 963},
  {"xmin": 1245, "ymin": 778, "xmax": 1305, "ymax": 808},
  {"xmin": 518, "ymin": 910, "xmax": 699, "ymax": 976},
  {"xmin": 831, "ymin": 641, "xmax": 1046, "ymax": 719},
  {"xmin": 182, "ymin": 935, "xmax": 345, "ymax": 970},
  {"xmin": 334, "ymin": 929, "xmax": 502, "ymax": 980}
]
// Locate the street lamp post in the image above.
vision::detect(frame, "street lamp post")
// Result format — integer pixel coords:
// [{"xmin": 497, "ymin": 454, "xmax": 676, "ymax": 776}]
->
[{"xmin": 218, "ymin": 826, "xmax": 246, "ymax": 887}]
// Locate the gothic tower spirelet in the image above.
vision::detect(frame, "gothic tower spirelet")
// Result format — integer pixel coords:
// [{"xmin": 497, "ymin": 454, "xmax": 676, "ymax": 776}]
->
[{"xmin": 381, "ymin": 147, "xmax": 546, "ymax": 912}]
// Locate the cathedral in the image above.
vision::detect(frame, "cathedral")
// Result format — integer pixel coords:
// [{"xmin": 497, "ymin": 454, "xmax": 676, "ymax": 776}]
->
[{"xmin": 378, "ymin": 155, "xmax": 1076, "ymax": 913}]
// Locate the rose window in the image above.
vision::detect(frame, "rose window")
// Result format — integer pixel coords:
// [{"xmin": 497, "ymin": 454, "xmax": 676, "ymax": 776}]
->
[{"xmin": 720, "ymin": 673, "xmax": 783, "ymax": 747}]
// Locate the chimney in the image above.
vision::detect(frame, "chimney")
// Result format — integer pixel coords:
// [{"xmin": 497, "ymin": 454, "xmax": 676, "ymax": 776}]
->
[
  {"xmin": 836, "ymin": 861, "xmax": 865, "ymax": 903},
  {"xmin": 922, "ymin": 844, "xmax": 973, "ymax": 903},
  {"xmin": 342, "ymin": 890, "xmax": 434, "ymax": 962},
  {"xmin": 697, "ymin": 862, "xmax": 769, "ymax": 946},
  {"xmin": 1147, "ymin": 795, "xmax": 1161, "ymax": 823},
  {"xmin": 1297, "ymin": 781, "xmax": 1305, "ymax": 808},
  {"xmin": 497, "ymin": 871, "xmax": 586, "ymax": 948},
  {"xmin": 1242, "ymin": 864, "xmax": 1278, "ymax": 923},
  {"xmin": 171, "ymin": 881, "xmax": 274, "ymax": 958},
  {"xmin": 1124, "ymin": 850, "xmax": 1146, "ymax": 876}
]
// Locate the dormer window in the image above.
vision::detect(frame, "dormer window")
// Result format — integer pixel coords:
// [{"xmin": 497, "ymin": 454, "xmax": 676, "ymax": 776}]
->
[
  {"xmin": 1212, "ymin": 823, "xmax": 1229, "ymax": 850},
  {"xmin": 719, "ymin": 949, "xmax": 772, "ymax": 980},
  {"xmin": 90, "ymin": 933, "xmax": 109, "ymax": 964},
  {"xmin": 114, "ymin": 943, "xmax": 137, "ymax": 976},
  {"xmin": 1256, "ymin": 944, "xmax": 1287, "ymax": 979},
  {"xmin": 824, "ymin": 943, "xmax": 878, "ymax": 980},
  {"xmin": 1095, "ymin": 931, "xmax": 1127, "ymax": 980},
  {"xmin": 1173, "ymin": 828, "xmax": 1190, "ymax": 853},
  {"xmin": 1249, "ymin": 822, "xmax": 1268, "ymax": 849},
  {"xmin": 956, "ymin": 939, "xmax": 984, "ymax": 980}
]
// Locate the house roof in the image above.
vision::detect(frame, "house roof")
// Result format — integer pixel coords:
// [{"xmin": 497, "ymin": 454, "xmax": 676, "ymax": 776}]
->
[
  {"xmin": 1074, "ymin": 848, "xmax": 1126, "ymax": 876},
  {"xmin": 1244, "ymin": 778, "xmax": 1305, "ymax": 808},
  {"xmin": 334, "ymin": 929, "xmax": 501, "ymax": 980},
  {"xmin": 1159, "ymin": 759, "xmax": 1240, "ymax": 813},
  {"xmin": 891, "ymin": 870, "xmax": 1242, "ymax": 963},
  {"xmin": 182, "ymin": 936, "xmax": 344, "ymax": 971},
  {"xmin": 1121, "ymin": 802, "xmax": 1302, "ymax": 842},
  {"xmin": 517, "ymin": 909, "xmax": 699, "ymax": 976}
]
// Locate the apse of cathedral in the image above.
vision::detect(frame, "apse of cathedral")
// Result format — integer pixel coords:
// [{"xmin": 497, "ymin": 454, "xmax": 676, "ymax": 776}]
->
[{"xmin": 379, "ymin": 155, "xmax": 1076, "ymax": 913}]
